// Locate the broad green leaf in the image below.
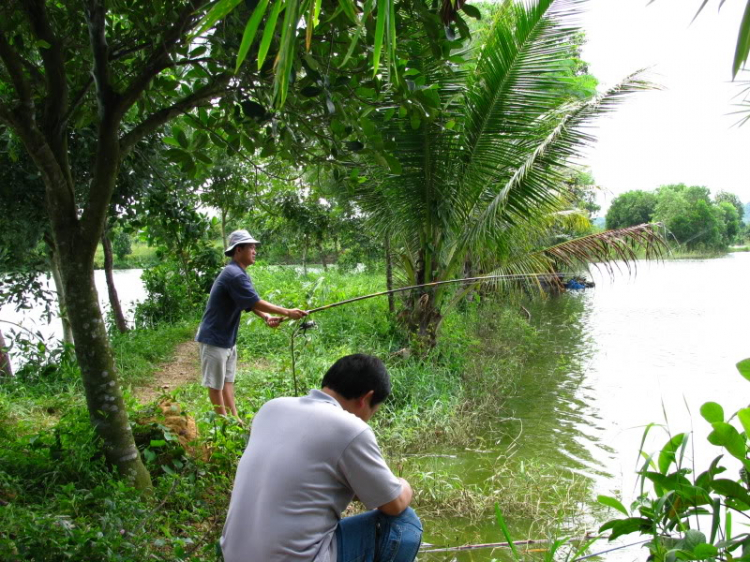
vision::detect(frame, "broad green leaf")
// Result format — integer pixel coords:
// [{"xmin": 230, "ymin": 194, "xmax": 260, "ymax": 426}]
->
[
  {"xmin": 235, "ymin": 0, "xmax": 271, "ymax": 73},
  {"xmin": 711, "ymin": 479, "xmax": 750, "ymax": 507},
  {"xmin": 659, "ymin": 433, "xmax": 687, "ymax": 474},
  {"xmin": 174, "ymin": 127, "xmax": 189, "ymax": 149},
  {"xmin": 738, "ymin": 408, "xmax": 750, "ymax": 437},
  {"xmin": 387, "ymin": 0, "xmax": 397, "ymax": 83},
  {"xmin": 338, "ymin": 0, "xmax": 358, "ymax": 23},
  {"xmin": 737, "ymin": 358, "xmax": 750, "ymax": 382},
  {"xmin": 710, "ymin": 496, "xmax": 721, "ymax": 543},
  {"xmin": 356, "ymin": 87, "xmax": 377, "ymax": 99},
  {"xmin": 194, "ymin": 132, "xmax": 210, "ymax": 150},
  {"xmin": 194, "ymin": 0, "xmax": 245, "ymax": 38},
  {"xmin": 150, "ymin": 439, "xmax": 166, "ymax": 447},
  {"xmin": 384, "ymin": 154, "xmax": 402, "ymax": 175},
  {"xmin": 708, "ymin": 422, "xmax": 746, "ymax": 459},
  {"xmin": 274, "ymin": 0, "xmax": 301, "ymax": 107},
  {"xmin": 600, "ymin": 517, "xmax": 652, "ymax": 541},
  {"xmin": 257, "ymin": 0, "xmax": 284, "ymax": 71},
  {"xmin": 162, "ymin": 137, "xmax": 181, "ymax": 148},
  {"xmin": 681, "ymin": 529, "xmax": 707, "ymax": 550},
  {"xmin": 462, "ymin": 4, "xmax": 481, "ymax": 19},
  {"xmin": 165, "ymin": 148, "xmax": 190, "ymax": 163},
  {"xmin": 733, "ymin": 1, "xmax": 750, "ymax": 77},
  {"xmin": 692, "ymin": 543, "xmax": 719, "ymax": 558},
  {"xmin": 360, "ymin": 117, "xmax": 376, "ymax": 135},
  {"xmin": 700, "ymin": 402, "xmax": 724, "ymax": 424},
  {"xmin": 372, "ymin": 0, "xmax": 387, "ymax": 76},
  {"xmin": 338, "ymin": 23, "xmax": 363, "ymax": 69},
  {"xmin": 311, "ymin": 0, "xmax": 323, "ymax": 29},
  {"xmin": 597, "ymin": 495, "xmax": 628, "ymax": 516},
  {"xmin": 194, "ymin": 152, "xmax": 212, "ymax": 165}
]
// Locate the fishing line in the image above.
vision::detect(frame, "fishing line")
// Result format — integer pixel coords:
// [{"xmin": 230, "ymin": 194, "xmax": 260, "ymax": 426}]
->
[{"xmin": 284, "ymin": 271, "xmax": 583, "ymax": 394}]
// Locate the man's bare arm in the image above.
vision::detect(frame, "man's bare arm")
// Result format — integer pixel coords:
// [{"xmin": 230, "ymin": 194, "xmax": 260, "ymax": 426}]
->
[
  {"xmin": 252, "ymin": 299, "xmax": 307, "ymax": 319},
  {"xmin": 378, "ymin": 478, "xmax": 413, "ymax": 516}
]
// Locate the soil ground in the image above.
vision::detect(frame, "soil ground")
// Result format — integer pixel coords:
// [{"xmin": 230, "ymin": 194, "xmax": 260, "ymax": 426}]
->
[{"xmin": 134, "ymin": 340, "xmax": 200, "ymax": 405}]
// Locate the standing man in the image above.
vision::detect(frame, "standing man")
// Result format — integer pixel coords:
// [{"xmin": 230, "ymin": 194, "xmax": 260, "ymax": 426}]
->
[
  {"xmin": 221, "ymin": 353, "xmax": 422, "ymax": 562},
  {"xmin": 196, "ymin": 229, "xmax": 307, "ymax": 417}
]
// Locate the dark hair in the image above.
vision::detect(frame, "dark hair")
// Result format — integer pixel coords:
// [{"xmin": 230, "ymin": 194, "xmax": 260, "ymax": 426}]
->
[{"xmin": 322, "ymin": 354, "xmax": 391, "ymax": 406}]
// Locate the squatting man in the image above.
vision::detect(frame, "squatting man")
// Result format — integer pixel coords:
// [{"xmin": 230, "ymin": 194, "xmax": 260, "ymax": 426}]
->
[
  {"xmin": 195, "ymin": 229, "xmax": 307, "ymax": 419},
  {"xmin": 221, "ymin": 353, "xmax": 423, "ymax": 562}
]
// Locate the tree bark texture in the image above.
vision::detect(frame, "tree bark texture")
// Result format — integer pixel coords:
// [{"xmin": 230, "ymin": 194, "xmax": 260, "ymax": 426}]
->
[
  {"xmin": 0, "ymin": 0, "xmax": 233, "ymax": 490},
  {"xmin": 102, "ymin": 231, "xmax": 129, "ymax": 333},
  {"xmin": 48, "ymin": 244, "xmax": 75, "ymax": 345},
  {"xmin": 58, "ymin": 229, "xmax": 150, "ymax": 488},
  {"xmin": 0, "ymin": 328, "xmax": 13, "ymax": 377}
]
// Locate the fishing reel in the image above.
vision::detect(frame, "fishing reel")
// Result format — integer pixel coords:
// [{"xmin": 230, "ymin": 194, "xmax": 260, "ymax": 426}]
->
[{"xmin": 299, "ymin": 320, "xmax": 317, "ymax": 331}]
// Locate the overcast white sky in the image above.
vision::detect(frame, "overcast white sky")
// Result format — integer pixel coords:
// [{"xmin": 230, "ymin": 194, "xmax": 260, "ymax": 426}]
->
[{"xmin": 576, "ymin": 0, "xmax": 749, "ymax": 215}]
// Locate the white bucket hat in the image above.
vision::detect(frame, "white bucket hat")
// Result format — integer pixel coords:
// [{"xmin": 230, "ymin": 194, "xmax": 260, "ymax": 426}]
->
[{"xmin": 224, "ymin": 229, "xmax": 260, "ymax": 256}]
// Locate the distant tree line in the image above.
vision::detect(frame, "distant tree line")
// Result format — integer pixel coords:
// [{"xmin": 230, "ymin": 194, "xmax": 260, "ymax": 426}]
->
[{"xmin": 606, "ymin": 184, "xmax": 747, "ymax": 251}]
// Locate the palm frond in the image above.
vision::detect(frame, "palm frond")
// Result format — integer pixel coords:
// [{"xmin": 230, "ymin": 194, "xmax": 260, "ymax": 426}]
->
[
  {"xmin": 463, "ymin": 70, "xmax": 656, "ymax": 251},
  {"xmin": 537, "ymin": 222, "xmax": 668, "ymax": 279}
]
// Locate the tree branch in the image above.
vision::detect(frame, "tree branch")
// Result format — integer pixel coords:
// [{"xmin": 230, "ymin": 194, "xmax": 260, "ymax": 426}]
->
[
  {"xmin": 118, "ymin": 0, "xmax": 210, "ymax": 117},
  {"xmin": 62, "ymin": 76, "xmax": 94, "ymax": 128},
  {"xmin": 84, "ymin": 0, "xmax": 118, "ymax": 115},
  {"xmin": 119, "ymin": 73, "xmax": 232, "ymax": 157},
  {"xmin": 24, "ymin": 0, "xmax": 68, "ymax": 137},
  {"xmin": 0, "ymin": 31, "xmax": 34, "ymax": 114},
  {"xmin": 0, "ymin": 101, "xmax": 17, "ymax": 128}
]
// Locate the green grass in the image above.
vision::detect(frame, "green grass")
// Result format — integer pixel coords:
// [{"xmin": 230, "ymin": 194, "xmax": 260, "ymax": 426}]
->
[
  {"xmin": 93, "ymin": 241, "xmax": 161, "ymax": 270},
  {"xmin": 0, "ymin": 267, "xmax": 588, "ymax": 561}
]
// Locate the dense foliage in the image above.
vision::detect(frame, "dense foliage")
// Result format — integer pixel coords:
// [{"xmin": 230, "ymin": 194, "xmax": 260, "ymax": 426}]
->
[
  {"xmin": 606, "ymin": 184, "xmax": 747, "ymax": 251},
  {"xmin": 0, "ymin": 268, "xmax": 589, "ymax": 560}
]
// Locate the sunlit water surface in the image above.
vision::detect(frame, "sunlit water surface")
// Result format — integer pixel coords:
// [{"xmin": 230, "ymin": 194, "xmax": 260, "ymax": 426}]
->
[{"xmin": 419, "ymin": 252, "xmax": 750, "ymax": 561}]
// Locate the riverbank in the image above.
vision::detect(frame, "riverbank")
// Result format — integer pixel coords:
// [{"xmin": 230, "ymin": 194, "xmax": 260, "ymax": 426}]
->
[{"xmin": 0, "ymin": 268, "xmax": 591, "ymax": 561}]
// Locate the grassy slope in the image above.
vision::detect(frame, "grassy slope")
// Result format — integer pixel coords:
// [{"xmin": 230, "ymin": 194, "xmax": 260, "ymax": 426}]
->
[{"xmin": 0, "ymin": 267, "xmax": 587, "ymax": 560}]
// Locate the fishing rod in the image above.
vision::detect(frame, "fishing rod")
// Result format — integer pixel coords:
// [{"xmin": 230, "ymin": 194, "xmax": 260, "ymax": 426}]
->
[
  {"xmin": 286, "ymin": 271, "xmax": 572, "ymax": 326},
  {"xmin": 285, "ymin": 271, "xmax": 577, "ymax": 395}
]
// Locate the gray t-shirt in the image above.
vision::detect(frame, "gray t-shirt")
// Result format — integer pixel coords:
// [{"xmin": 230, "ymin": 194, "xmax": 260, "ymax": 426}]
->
[{"xmin": 221, "ymin": 389, "xmax": 402, "ymax": 562}]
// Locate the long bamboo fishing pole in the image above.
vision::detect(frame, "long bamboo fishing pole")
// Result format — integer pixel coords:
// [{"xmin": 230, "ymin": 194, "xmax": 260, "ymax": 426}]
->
[
  {"xmin": 285, "ymin": 271, "xmax": 571, "ymax": 393},
  {"xmin": 300, "ymin": 272, "xmax": 564, "ymax": 316}
]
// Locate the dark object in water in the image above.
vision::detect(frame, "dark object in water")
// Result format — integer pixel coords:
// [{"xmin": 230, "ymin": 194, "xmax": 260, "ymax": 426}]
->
[{"xmin": 565, "ymin": 277, "xmax": 595, "ymax": 290}]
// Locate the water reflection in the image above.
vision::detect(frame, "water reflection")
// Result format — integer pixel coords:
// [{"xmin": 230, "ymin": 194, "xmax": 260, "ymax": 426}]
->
[{"xmin": 418, "ymin": 252, "xmax": 750, "ymax": 561}]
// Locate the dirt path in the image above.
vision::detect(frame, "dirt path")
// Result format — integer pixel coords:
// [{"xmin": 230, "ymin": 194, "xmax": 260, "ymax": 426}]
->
[{"xmin": 135, "ymin": 340, "xmax": 200, "ymax": 405}]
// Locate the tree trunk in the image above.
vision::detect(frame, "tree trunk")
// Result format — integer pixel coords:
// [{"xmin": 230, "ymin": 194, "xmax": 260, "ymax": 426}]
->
[
  {"xmin": 102, "ymin": 231, "xmax": 129, "ymax": 333},
  {"xmin": 320, "ymin": 245, "xmax": 328, "ymax": 271},
  {"xmin": 221, "ymin": 208, "xmax": 227, "ymax": 249},
  {"xmin": 48, "ymin": 242, "xmax": 75, "ymax": 346},
  {"xmin": 412, "ymin": 294, "xmax": 441, "ymax": 352},
  {"xmin": 58, "ymin": 235, "xmax": 151, "ymax": 489},
  {"xmin": 302, "ymin": 241, "xmax": 308, "ymax": 275},
  {"xmin": 385, "ymin": 233, "xmax": 395, "ymax": 314},
  {"xmin": 0, "ymin": 328, "xmax": 13, "ymax": 377}
]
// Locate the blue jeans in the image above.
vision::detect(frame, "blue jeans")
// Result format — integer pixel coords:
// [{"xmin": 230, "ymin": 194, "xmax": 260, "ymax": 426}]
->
[{"xmin": 335, "ymin": 507, "xmax": 422, "ymax": 562}]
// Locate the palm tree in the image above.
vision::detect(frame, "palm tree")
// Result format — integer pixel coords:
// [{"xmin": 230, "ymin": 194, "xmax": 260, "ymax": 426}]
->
[{"xmin": 354, "ymin": 0, "xmax": 666, "ymax": 347}]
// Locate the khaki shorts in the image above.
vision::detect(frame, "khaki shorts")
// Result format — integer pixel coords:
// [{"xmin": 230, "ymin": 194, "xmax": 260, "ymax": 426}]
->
[{"xmin": 199, "ymin": 343, "xmax": 237, "ymax": 390}]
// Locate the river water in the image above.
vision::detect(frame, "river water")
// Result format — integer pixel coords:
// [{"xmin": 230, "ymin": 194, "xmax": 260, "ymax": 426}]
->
[
  {"xmin": 0, "ymin": 269, "xmax": 146, "ymax": 368},
  {"xmin": 2, "ymin": 256, "xmax": 749, "ymax": 559},
  {"xmin": 419, "ymin": 252, "xmax": 750, "ymax": 561}
]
